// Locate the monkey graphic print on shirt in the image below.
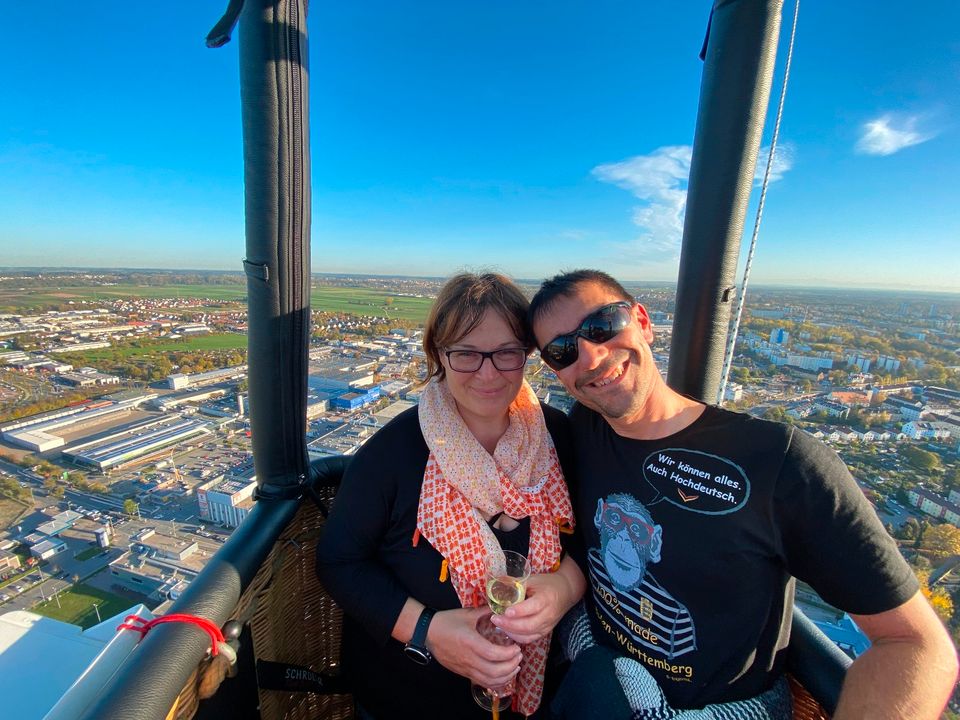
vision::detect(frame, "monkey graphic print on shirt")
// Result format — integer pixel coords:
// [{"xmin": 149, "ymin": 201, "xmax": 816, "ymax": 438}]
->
[{"xmin": 588, "ymin": 493, "xmax": 695, "ymax": 660}]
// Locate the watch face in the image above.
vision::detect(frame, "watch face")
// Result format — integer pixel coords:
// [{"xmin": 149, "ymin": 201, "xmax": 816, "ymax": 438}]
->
[{"xmin": 403, "ymin": 645, "xmax": 432, "ymax": 666}]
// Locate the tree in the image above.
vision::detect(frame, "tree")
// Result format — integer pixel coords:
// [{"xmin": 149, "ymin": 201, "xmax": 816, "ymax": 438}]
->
[
  {"xmin": 900, "ymin": 517, "xmax": 920, "ymax": 541},
  {"xmin": 902, "ymin": 446, "xmax": 941, "ymax": 472},
  {"xmin": 123, "ymin": 499, "xmax": 139, "ymax": 517},
  {"xmin": 921, "ymin": 524, "xmax": 960, "ymax": 563},
  {"xmin": 828, "ymin": 369, "xmax": 849, "ymax": 386},
  {"xmin": 762, "ymin": 406, "xmax": 786, "ymax": 423},
  {"xmin": 17, "ymin": 454, "xmax": 37, "ymax": 469},
  {"xmin": 0, "ymin": 476, "xmax": 24, "ymax": 500},
  {"xmin": 916, "ymin": 567, "xmax": 954, "ymax": 623},
  {"xmin": 944, "ymin": 467, "xmax": 960, "ymax": 495}
]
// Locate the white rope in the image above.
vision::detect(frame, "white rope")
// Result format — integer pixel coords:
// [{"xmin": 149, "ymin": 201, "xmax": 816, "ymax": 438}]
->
[{"xmin": 718, "ymin": 0, "xmax": 801, "ymax": 406}]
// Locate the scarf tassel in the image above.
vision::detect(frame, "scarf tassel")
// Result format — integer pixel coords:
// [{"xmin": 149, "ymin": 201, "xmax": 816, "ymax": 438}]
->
[{"xmin": 556, "ymin": 517, "xmax": 574, "ymax": 535}]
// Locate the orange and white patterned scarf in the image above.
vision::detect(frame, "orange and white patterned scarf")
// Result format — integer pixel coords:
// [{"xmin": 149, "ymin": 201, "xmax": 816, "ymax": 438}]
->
[{"xmin": 417, "ymin": 377, "xmax": 574, "ymax": 716}]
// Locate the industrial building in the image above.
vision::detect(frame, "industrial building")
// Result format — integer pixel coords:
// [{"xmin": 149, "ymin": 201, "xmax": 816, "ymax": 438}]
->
[
  {"xmin": 63, "ymin": 416, "xmax": 212, "ymax": 472},
  {"xmin": 18, "ymin": 510, "xmax": 81, "ymax": 560},
  {"xmin": 196, "ymin": 461, "xmax": 257, "ymax": 528},
  {"xmin": 149, "ymin": 387, "xmax": 227, "ymax": 412},
  {"xmin": 372, "ymin": 399, "xmax": 417, "ymax": 427},
  {"xmin": 48, "ymin": 341, "xmax": 112, "ymax": 354},
  {"xmin": 57, "ymin": 368, "xmax": 121, "ymax": 387},
  {"xmin": 329, "ymin": 385, "xmax": 381, "ymax": 411},
  {"xmin": 307, "ymin": 423, "xmax": 373, "ymax": 457},
  {"xmin": 0, "ymin": 549, "xmax": 22, "ymax": 575},
  {"xmin": 109, "ymin": 529, "xmax": 205, "ymax": 601},
  {"xmin": 307, "ymin": 355, "xmax": 376, "ymax": 393},
  {"xmin": 166, "ymin": 364, "xmax": 247, "ymax": 390},
  {"xmin": 0, "ymin": 395, "xmax": 155, "ymax": 452}
]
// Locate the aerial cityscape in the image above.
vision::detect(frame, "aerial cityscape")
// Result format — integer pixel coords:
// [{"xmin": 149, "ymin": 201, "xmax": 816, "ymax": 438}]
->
[
  {"xmin": 1, "ymin": 271, "xmax": 957, "ymax": 664},
  {"xmin": 2, "ymin": 2, "xmax": 959, "ymax": 717}
]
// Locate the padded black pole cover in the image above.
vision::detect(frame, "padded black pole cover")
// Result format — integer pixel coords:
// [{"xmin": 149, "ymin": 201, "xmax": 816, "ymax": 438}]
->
[
  {"xmin": 241, "ymin": 0, "xmax": 312, "ymax": 498},
  {"xmin": 668, "ymin": 0, "xmax": 782, "ymax": 403}
]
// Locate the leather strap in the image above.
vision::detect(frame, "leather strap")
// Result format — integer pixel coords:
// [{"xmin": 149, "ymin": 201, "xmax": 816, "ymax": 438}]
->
[{"xmin": 409, "ymin": 606, "xmax": 436, "ymax": 649}]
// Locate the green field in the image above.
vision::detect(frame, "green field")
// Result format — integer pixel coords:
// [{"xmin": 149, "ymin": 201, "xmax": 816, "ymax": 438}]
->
[
  {"xmin": 310, "ymin": 286, "xmax": 432, "ymax": 322},
  {"xmin": 0, "ymin": 284, "xmax": 248, "ymax": 311},
  {"xmin": 31, "ymin": 583, "xmax": 135, "ymax": 629},
  {"xmin": 1, "ymin": 283, "xmax": 433, "ymax": 322},
  {"xmin": 64, "ymin": 333, "xmax": 249, "ymax": 362}
]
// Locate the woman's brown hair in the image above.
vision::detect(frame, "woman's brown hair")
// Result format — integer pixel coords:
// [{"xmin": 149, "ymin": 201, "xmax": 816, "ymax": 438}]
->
[{"xmin": 423, "ymin": 272, "xmax": 533, "ymax": 382}]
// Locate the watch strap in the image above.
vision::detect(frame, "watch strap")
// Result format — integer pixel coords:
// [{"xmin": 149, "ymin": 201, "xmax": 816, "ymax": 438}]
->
[{"xmin": 409, "ymin": 606, "xmax": 436, "ymax": 649}]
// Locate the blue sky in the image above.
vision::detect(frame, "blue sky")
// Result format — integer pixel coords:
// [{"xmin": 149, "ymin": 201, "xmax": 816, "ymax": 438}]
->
[{"xmin": 1, "ymin": 2, "xmax": 957, "ymax": 291}]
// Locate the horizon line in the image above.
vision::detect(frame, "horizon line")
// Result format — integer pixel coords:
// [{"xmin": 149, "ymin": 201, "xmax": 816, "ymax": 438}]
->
[{"xmin": 1, "ymin": 265, "xmax": 959, "ymax": 297}]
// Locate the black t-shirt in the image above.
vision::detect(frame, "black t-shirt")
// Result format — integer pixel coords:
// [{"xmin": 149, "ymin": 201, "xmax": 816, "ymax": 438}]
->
[
  {"xmin": 316, "ymin": 403, "xmax": 576, "ymax": 720},
  {"xmin": 568, "ymin": 402, "xmax": 917, "ymax": 709}
]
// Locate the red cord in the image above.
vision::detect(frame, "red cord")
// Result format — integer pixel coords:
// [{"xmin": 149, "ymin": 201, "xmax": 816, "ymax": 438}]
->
[{"xmin": 118, "ymin": 613, "xmax": 226, "ymax": 656}]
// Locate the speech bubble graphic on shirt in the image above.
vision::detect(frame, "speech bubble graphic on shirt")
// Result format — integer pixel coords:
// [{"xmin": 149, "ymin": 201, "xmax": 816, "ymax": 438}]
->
[{"xmin": 641, "ymin": 448, "xmax": 750, "ymax": 515}]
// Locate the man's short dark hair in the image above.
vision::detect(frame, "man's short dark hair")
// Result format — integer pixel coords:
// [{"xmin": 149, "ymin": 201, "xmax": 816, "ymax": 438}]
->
[{"xmin": 529, "ymin": 269, "xmax": 634, "ymax": 328}]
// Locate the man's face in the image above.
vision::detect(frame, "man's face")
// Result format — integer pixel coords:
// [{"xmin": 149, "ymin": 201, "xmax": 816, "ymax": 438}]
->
[{"xmin": 533, "ymin": 281, "xmax": 658, "ymax": 423}]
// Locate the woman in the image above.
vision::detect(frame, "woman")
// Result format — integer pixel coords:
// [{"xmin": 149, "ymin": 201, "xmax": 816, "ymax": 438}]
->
[{"xmin": 317, "ymin": 273, "xmax": 585, "ymax": 719}]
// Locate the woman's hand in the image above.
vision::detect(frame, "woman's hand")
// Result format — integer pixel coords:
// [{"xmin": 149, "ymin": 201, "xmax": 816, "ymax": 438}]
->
[
  {"xmin": 489, "ymin": 557, "xmax": 586, "ymax": 645},
  {"xmin": 426, "ymin": 607, "xmax": 522, "ymax": 688}
]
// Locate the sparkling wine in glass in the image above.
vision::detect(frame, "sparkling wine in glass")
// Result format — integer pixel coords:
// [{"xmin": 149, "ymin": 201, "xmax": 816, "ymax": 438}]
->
[
  {"xmin": 486, "ymin": 573, "xmax": 526, "ymax": 615},
  {"xmin": 471, "ymin": 550, "xmax": 531, "ymax": 715}
]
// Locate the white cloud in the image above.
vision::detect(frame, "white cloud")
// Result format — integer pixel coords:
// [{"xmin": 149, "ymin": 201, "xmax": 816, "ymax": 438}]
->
[
  {"xmin": 855, "ymin": 114, "xmax": 935, "ymax": 156},
  {"xmin": 591, "ymin": 146, "xmax": 692, "ymax": 259},
  {"xmin": 593, "ymin": 143, "xmax": 793, "ymax": 259},
  {"xmin": 754, "ymin": 143, "xmax": 795, "ymax": 184}
]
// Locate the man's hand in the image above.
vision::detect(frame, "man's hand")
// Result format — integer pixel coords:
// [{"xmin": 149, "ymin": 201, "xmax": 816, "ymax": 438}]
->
[
  {"xmin": 490, "ymin": 557, "xmax": 586, "ymax": 645},
  {"xmin": 426, "ymin": 607, "xmax": 522, "ymax": 688}
]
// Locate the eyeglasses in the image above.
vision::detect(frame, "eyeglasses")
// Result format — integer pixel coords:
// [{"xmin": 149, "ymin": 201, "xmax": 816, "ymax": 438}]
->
[
  {"xmin": 539, "ymin": 301, "xmax": 633, "ymax": 371},
  {"xmin": 443, "ymin": 347, "xmax": 528, "ymax": 373},
  {"xmin": 599, "ymin": 502, "xmax": 655, "ymax": 544}
]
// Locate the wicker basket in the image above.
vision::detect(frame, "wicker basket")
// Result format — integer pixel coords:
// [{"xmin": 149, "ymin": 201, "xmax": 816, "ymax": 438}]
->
[
  {"xmin": 171, "ymin": 492, "xmax": 353, "ymax": 720},
  {"xmin": 246, "ymin": 494, "xmax": 354, "ymax": 720},
  {"xmin": 169, "ymin": 490, "xmax": 830, "ymax": 720},
  {"xmin": 788, "ymin": 674, "xmax": 830, "ymax": 720}
]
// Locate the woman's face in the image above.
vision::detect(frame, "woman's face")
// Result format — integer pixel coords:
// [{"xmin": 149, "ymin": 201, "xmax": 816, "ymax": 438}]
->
[{"xmin": 440, "ymin": 309, "xmax": 527, "ymax": 430}]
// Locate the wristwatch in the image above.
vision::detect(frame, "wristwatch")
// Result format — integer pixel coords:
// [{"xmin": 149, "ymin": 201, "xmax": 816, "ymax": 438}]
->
[{"xmin": 403, "ymin": 607, "xmax": 436, "ymax": 665}]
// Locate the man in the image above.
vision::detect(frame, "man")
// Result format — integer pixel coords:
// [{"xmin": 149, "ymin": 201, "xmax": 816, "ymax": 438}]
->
[{"xmin": 528, "ymin": 269, "xmax": 957, "ymax": 718}]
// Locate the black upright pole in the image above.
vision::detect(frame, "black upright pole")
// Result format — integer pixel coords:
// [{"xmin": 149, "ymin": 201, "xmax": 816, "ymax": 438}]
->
[
  {"xmin": 667, "ymin": 0, "xmax": 782, "ymax": 403},
  {"xmin": 666, "ymin": 4, "xmax": 852, "ymax": 714},
  {"xmin": 240, "ymin": 0, "xmax": 312, "ymax": 496},
  {"xmin": 75, "ymin": 3, "xmax": 314, "ymax": 718}
]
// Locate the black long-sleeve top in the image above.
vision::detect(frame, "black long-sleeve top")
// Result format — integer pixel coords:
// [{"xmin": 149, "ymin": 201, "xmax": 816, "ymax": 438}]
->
[{"xmin": 316, "ymin": 404, "xmax": 575, "ymax": 720}]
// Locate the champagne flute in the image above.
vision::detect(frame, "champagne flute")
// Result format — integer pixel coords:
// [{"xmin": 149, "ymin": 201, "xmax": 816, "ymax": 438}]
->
[{"xmin": 471, "ymin": 550, "xmax": 531, "ymax": 715}]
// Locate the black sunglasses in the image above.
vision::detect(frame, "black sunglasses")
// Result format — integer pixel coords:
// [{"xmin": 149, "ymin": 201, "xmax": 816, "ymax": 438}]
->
[{"xmin": 539, "ymin": 301, "xmax": 633, "ymax": 371}]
